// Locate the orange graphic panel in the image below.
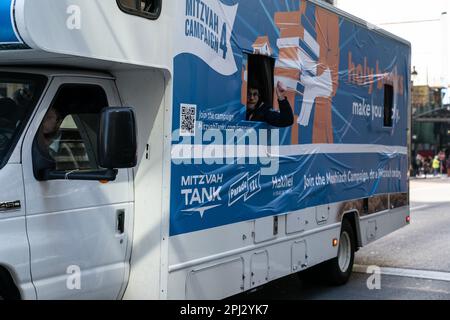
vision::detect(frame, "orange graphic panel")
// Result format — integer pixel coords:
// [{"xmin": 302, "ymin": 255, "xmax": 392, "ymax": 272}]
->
[
  {"xmin": 313, "ymin": 6, "xmax": 340, "ymax": 144},
  {"xmin": 273, "ymin": 0, "xmax": 340, "ymax": 145}
]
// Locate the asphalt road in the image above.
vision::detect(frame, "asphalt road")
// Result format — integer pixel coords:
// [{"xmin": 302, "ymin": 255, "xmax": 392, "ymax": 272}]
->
[
  {"xmin": 355, "ymin": 178, "xmax": 450, "ymax": 271},
  {"xmin": 236, "ymin": 178, "xmax": 450, "ymax": 300}
]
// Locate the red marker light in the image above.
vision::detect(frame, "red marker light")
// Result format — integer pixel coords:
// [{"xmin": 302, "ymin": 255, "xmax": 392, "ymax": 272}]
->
[{"xmin": 406, "ymin": 216, "xmax": 411, "ymax": 224}]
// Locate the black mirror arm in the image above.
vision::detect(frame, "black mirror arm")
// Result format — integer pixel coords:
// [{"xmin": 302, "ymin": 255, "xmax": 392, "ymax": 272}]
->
[{"xmin": 43, "ymin": 169, "xmax": 118, "ymax": 181}]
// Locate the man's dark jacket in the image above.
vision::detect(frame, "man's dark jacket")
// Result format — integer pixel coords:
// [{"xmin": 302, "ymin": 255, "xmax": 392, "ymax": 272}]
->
[{"xmin": 246, "ymin": 98, "xmax": 294, "ymax": 128}]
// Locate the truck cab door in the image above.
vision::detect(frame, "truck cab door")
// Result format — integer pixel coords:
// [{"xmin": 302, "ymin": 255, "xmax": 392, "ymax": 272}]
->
[
  {"xmin": 0, "ymin": 165, "xmax": 33, "ymax": 299},
  {"xmin": 21, "ymin": 76, "xmax": 133, "ymax": 300}
]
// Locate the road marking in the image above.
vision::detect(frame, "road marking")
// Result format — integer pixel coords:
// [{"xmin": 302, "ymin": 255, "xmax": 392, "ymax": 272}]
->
[
  {"xmin": 354, "ymin": 265, "xmax": 450, "ymax": 282},
  {"xmin": 410, "ymin": 205, "xmax": 429, "ymax": 211},
  {"xmin": 410, "ymin": 202, "xmax": 450, "ymax": 211}
]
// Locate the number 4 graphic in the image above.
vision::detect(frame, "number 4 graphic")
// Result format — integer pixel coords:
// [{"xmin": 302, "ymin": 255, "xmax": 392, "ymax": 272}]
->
[{"xmin": 220, "ymin": 23, "xmax": 228, "ymax": 59}]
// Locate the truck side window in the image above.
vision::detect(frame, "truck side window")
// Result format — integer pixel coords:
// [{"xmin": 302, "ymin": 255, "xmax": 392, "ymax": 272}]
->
[
  {"xmin": 243, "ymin": 54, "xmax": 293, "ymax": 128},
  {"xmin": 247, "ymin": 54, "xmax": 275, "ymax": 113},
  {"xmin": 34, "ymin": 84, "xmax": 108, "ymax": 172},
  {"xmin": 117, "ymin": 0, "xmax": 162, "ymax": 19},
  {"xmin": 384, "ymin": 84, "xmax": 394, "ymax": 127},
  {"xmin": 0, "ymin": 74, "xmax": 47, "ymax": 169}
]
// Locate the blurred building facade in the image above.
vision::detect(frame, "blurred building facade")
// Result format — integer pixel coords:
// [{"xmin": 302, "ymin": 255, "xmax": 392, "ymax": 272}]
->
[{"xmin": 412, "ymin": 85, "xmax": 450, "ymax": 157}]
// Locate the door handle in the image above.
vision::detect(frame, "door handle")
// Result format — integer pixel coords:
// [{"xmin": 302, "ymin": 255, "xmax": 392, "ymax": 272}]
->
[
  {"xmin": 0, "ymin": 200, "xmax": 21, "ymax": 212},
  {"xmin": 116, "ymin": 209, "xmax": 125, "ymax": 234}
]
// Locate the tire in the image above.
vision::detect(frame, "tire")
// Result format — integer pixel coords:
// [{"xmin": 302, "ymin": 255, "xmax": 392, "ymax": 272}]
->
[
  {"xmin": 322, "ymin": 219, "xmax": 356, "ymax": 286},
  {"xmin": 0, "ymin": 270, "xmax": 20, "ymax": 300}
]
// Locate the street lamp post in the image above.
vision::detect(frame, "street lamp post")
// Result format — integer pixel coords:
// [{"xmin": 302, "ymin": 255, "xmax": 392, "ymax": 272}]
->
[
  {"xmin": 411, "ymin": 67, "xmax": 418, "ymax": 176},
  {"xmin": 412, "ymin": 66, "xmax": 418, "ymax": 81}
]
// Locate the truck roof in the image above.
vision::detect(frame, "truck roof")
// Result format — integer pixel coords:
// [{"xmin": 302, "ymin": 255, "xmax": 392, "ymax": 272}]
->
[
  {"xmin": 0, "ymin": 0, "xmax": 409, "ymax": 72},
  {"xmin": 0, "ymin": 0, "xmax": 174, "ymax": 71},
  {"xmin": 0, "ymin": 66, "xmax": 115, "ymax": 80}
]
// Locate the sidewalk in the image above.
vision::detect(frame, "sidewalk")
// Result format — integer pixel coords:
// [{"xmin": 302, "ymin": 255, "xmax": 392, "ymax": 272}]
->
[{"xmin": 410, "ymin": 174, "xmax": 450, "ymax": 180}]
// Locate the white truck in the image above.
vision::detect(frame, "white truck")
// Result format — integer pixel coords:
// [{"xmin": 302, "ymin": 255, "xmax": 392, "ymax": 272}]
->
[{"xmin": 0, "ymin": 0, "xmax": 410, "ymax": 300}]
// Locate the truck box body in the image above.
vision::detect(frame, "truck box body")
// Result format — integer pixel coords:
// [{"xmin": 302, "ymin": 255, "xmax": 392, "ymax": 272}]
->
[{"xmin": 0, "ymin": 0, "xmax": 410, "ymax": 299}]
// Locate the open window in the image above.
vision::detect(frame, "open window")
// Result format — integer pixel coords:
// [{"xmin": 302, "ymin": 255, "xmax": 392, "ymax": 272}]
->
[
  {"xmin": 117, "ymin": 0, "xmax": 162, "ymax": 20},
  {"xmin": 242, "ymin": 54, "xmax": 276, "ymax": 123},
  {"xmin": 384, "ymin": 84, "xmax": 394, "ymax": 127},
  {"xmin": 0, "ymin": 73, "xmax": 47, "ymax": 169},
  {"xmin": 246, "ymin": 54, "xmax": 275, "ymax": 109},
  {"xmin": 33, "ymin": 84, "xmax": 109, "ymax": 179}
]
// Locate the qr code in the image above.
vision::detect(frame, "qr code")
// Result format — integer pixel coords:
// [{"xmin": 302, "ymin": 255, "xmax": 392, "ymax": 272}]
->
[{"xmin": 180, "ymin": 104, "xmax": 197, "ymax": 136}]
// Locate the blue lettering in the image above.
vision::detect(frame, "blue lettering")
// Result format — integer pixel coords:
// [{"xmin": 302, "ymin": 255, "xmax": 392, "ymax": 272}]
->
[
  {"xmin": 200, "ymin": 2, "xmax": 205, "ymax": 22},
  {"xmin": 208, "ymin": 9, "xmax": 214, "ymax": 30},
  {"xmin": 185, "ymin": 19, "xmax": 190, "ymax": 36},
  {"xmin": 214, "ymin": 13, "xmax": 219, "ymax": 33},
  {"xmin": 183, "ymin": 0, "xmax": 222, "ymax": 55},
  {"xmin": 205, "ymin": 6, "xmax": 210, "ymax": 27},
  {"xmin": 193, "ymin": 20, "xmax": 199, "ymax": 38},
  {"xmin": 195, "ymin": 0, "xmax": 201, "ymax": 18},
  {"xmin": 220, "ymin": 23, "xmax": 228, "ymax": 59},
  {"xmin": 186, "ymin": 0, "xmax": 194, "ymax": 16},
  {"xmin": 190, "ymin": 19, "xmax": 194, "ymax": 36}
]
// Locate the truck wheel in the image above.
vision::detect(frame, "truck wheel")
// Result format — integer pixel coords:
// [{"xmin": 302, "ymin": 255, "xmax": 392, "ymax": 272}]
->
[
  {"xmin": 0, "ymin": 270, "xmax": 20, "ymax": 300},
  {"xmin": 324, "ymin": 219, "xmax": 356, "ymax": 286}
]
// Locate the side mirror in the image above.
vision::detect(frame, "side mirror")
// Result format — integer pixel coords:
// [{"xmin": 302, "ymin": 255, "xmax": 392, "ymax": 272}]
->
[{"xmin": 99, "ymin": 107, "xmax": 137, "ymax": 169}]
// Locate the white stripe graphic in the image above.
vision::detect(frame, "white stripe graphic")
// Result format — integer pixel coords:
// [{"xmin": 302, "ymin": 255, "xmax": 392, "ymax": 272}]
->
[
  {"xmin": 171, "ymin": 144, "xmax": 408, "ymax": 159},
  {"xmin": 304, "ymin": 30, "xmax": 320, "ymax": 57},
  {"xmin": 277, "ymin": 37, "xmax": 301, "ymax": 48}
]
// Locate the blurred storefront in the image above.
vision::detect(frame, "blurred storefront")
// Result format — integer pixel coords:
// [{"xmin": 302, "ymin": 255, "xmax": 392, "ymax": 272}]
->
[{"xmin": 412, "ymin": 85, "xmax": 450, "ymax": 158}]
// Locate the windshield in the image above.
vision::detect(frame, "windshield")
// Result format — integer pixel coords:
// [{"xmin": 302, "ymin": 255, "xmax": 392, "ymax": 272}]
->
[{"xmin": 0, "ymin": 73, "xmax": 47, "ymax": 168}]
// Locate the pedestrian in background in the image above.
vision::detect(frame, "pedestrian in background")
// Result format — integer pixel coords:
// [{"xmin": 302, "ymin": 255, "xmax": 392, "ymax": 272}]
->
[
  {"xmin": 415, "ymin": 154, "xmax": 423, "ymax": 177},
  {"xmin": 432, "ymin": 156, "xmax": 440, "ymax": 176},
  {"xmin": 439, "ymin": 151, "xmax": 446, "ymax": 174},
  {"xmin": 446, "ymin": 158, "xmax": 450, "ymax": 177}
]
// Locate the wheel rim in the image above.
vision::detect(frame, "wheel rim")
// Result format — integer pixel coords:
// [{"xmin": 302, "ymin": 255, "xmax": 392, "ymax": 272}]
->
[{"xmin": 338, "ymin": 231, "xmax": 352, "ymax": 272}]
